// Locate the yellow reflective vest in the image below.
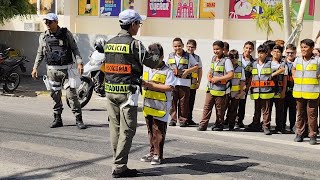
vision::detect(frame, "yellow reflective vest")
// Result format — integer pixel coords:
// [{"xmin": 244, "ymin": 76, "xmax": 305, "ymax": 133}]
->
[
  {"xmin": 293, "ymin": 57, "xmax": 320, "ymax": 99},
  {"xmin": 142, "ymin": 64, "xmax": 170, "ymax": 118}
]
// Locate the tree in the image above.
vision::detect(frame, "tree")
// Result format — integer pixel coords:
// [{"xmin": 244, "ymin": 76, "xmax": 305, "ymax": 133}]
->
[
  {"xmin": 249, "ymin": 0, "xmax": 284, "ymax": 40},
  {"xmin": 0, "ymin": 0, "xmax": 36, "ymax": 25}
]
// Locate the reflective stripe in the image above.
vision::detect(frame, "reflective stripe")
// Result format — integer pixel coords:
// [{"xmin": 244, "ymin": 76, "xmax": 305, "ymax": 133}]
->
[
  {"xmin": 190, "ymin": 84, "xmax": 196, "ymax": 89},
  {"xmin": 143, "ymin": 106, "xmax": 166, "ymax": 118},
  {"xmin": 231, "ymin": 85, "xmax": 240, "ymax": 92},
  {"xmin": 179, "ymin": 58, "xmax": 188, "ymax": 64},
  {"xmin": 294, "ymin": 78, "xmax": 318, "ymax": 85},
  {"xmin": 250, "ymin": 93, "xmax": 274, "ymax": 100},
  {"xmin": 273, "ymin": 94, "xmax": 281, "ymax": 98},
  {"xmin": 168, "ymin": 58, "xmax": 175, "ymax": 64},
  {"xmin": 293, "ymin": 91, "xmax": 319, "ymax": 99},
  {"xmin": 151, "ymin": 74, "xmax": 166, "ymax": 84},
  {"xmin": 143, "ymin": 90, "xmax": 167, "ymax": 101},
  {"xmin": 215, "ymin": 66, "xmax": 224, "ymax": 72},
  {"xmin": 210, "ymin": 90, "xmax": 225, "ymax": 96},
  {"xmin": 251, "ymin": 80, "xmax": 275, "ymax": 87},
  {"xmin": 191, "ymin": 72, "xmax": 198, "ymax": 78},
  {"xmin": 105, "ymin": 83, "xmax": 129, "ymax": 93},
  {"xmin": 252, "ymin": 69, "xmax": 258, "ymax": 75},
  {"xmin": 142, "ymin": 71, "xmax": 148, "ymax": 81},
  {"xmin": 296, "ymin": 63, "xmax": 317, "ymax": 71},
  {"xmin": 260, "ymin": 68, "xmax": 271, "ymax": 74},
  {"xmin": 104, "ymin": 44, "xmax": 130, "ymax": 54},
  {"xmin": 234, "ymin": 72, "xmax": 242, "ymax": 79}
]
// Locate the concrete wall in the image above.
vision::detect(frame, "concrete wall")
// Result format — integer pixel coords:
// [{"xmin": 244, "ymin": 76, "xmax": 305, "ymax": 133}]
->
[{"xmin": 0, "ymin": 30, "xmax": 249, "ymax": 90}]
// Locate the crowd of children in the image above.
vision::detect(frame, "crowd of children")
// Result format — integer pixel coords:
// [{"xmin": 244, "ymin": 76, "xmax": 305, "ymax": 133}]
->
[{"xmin": 139, "ymin": 38, "xmax": 320, "ymax": 165}]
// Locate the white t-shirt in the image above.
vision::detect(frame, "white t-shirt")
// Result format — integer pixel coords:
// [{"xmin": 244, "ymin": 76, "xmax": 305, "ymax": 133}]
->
[
  {"xmin": 167, "ymin": 53, "xmax": 198, "ymax": 87},
  {"xmin": 213, "ymin": 58, "xmax": 234, "ymax": 74},
  {"xmin": 257, "ymin": 63, "xmax": 265, "ymax": 76},
  {"xmin": 144, "ymin": 66, "xmax": 176, "ymax": 122},
  {"xmin": 241, "ymin": 54, "xmax": 252, "ymax": 68},
  {"xmin": 271, "ymin": 60, "xmax": 288, "ymax": 75}
]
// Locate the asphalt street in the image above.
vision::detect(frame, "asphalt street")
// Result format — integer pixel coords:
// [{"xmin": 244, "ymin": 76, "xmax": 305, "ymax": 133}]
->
[{"xmin": 0, "ymin": 77, "xmax": 320, "ymax": 180}]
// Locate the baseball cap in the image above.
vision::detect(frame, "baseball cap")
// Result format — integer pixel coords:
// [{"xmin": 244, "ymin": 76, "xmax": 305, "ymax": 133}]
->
[
  {"xmin": 119, "ymin": 9, "xmax": 146, "ymax": 25},
  {"xmin": 43, "ymin": 13, "xmax": 58, "ymax": 21}
]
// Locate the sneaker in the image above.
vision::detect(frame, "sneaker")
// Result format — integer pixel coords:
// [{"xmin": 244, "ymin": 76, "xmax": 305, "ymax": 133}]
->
[
  {"xmin": 112, "ymin": 168, "xmax": 141, "ymax": 178},
  {"xmin": 140, "ymin": 154, "xmax": 153, "ymax": 162},
  {"xmin": 169, "ymin": 120, "xmax": 176, "ymax": 126},
  {"xmin": 211, "ymin": 125, "xmax": 223, "ymax": 131},
  {"xmin": 263, "ymin": 128, "xmax": 272, "ymax": 135},
  {"xmin": 179, "ymin": 122, "xmax": 188, "ymax": 127},
  {"xmin": 309, "ymin": 137, "xmax": 317, "ymax": 145},
  {"xmin": 151, "ymin": 155, "xmax": 161, "ymax": 165},
  {"xmin": 294, "ymin": 135, "xmax": 303, "ymax": 142}
]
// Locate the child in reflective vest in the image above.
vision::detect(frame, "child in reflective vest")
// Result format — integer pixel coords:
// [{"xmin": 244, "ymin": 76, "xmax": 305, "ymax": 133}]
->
[
  {"xmin": 269, "ymin": 45, "xmax": 287, "ymax": 134},
  {"xmin": 224, "ymin": 50, "xmax": 246, "ymax": 130},
  {"xmin": 197, "ymin": 40, "xmax": 234, "ymax": 131},
  {"xmin": 141, "ymin": 43, "xmax": 176, "ymax": 165},
  {"xmin": 245, "ymin": 45, "xmax": 274, "ymax": 135}
]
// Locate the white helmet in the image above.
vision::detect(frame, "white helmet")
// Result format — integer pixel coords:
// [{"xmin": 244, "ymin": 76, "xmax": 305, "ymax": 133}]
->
[{"xmin": 94, "ymin": 38, "xmax": 107, "ymax": 52}]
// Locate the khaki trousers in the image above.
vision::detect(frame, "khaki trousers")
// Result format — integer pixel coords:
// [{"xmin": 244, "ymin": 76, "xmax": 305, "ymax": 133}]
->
[
  {"xmin": 295, "ymin": 98, "xmax": 318, "ymax": 138},
  {"xmin": 47, "ymin": 69, "xmax": 81, "ymax": 117},
  {"xmin": 105, "ymin": 93, "xmax": 137, "ymax": 173}
]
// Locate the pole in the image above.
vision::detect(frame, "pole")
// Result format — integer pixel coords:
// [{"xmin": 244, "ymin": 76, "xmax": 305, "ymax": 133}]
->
[
  {"xmin": 282, "ymin": 0, "xmax": 291, "ymax": 40},
  {"xmin": 294, "ymin": 0, "xmax": 307, "ymax": 45}
]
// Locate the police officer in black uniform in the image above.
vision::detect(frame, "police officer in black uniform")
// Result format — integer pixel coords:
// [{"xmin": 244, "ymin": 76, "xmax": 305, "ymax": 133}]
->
[
  {"xmin": 32, "ymin": 13, "xmax": 86, "ymax": 129},
  {"xmin": 104, "ymin": 9, "xmax": 162, "ymax": 178}
]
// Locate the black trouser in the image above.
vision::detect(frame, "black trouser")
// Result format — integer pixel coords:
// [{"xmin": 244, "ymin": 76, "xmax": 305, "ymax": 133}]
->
[
  {"xmin": 188, "ymin": 89, "xmax": 197, "ymax": 122},
  {"xmin": 236, "ymin": 94, "xmax": 248, "ymax": 125},
  {"xmin": 283, "ymin": 91, "xmax": 296, "ymax": 130}
]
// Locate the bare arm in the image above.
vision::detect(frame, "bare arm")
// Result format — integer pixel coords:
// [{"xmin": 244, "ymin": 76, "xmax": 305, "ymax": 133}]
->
[
  {"xmin": 142, "ymin": 81, "xmax": 174, "ymax": 92},
  {"xmin": 271, "ymin": 67, "xmax": 285, "ymax": 77}
]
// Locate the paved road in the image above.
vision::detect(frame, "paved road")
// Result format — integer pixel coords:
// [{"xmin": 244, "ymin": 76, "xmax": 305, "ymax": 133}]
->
[{"xmin": 1, "ymin": 87, "xmax": 320, "ymax": 180}]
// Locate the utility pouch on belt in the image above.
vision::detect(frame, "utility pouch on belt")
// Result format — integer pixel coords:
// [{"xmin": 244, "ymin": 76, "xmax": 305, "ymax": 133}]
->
[{"xmin": 43, "ymin": 75, "xmax": 51, "ymax": 90}]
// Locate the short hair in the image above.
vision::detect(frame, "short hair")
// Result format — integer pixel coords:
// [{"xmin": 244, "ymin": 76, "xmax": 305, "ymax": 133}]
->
[
  {"xmin": 257, "ymin": 45, "xmax": 268, "ymax": 53},
  {"xmin": 120, "ymin": 20, "xmax": 140, "ymax": 30},
  {"xmin": 187, "ymin": 39, "xmax": 197, "ymax": 47},
  {"xmin": 173, "ymin": 37, "xmax": 183, "ymax": 44},
  {"xmin": 263, "ymin": 40, "xmax": 276, "ymax": 51},
  {"xmin": 228, "ymin": 49, "xmax": 239, "ymax": 59},
  {"xmin": 285, "ymin": 44, "xmax": 296, "ymax": 51},
  {"xmin": 272, "ymin": 45, "xmax": 284, "ymax": 53},
  {"xmin": 300, "ymin": 39, "xmax": 315, "ymax": 48},
  {"xmin": 243, "ymin": 41, "xmax": 254, "ymax": 48},
  {"xmin": 212, "ymin": 40, "xmax": 224, "ymax": 49},
  {"xmin": 223, "ymin": 41, "xmax": 229, "ymax": 51},
  {"xmin": 275, "ymin": 39, "xmax": 285, "ymax": 47}
]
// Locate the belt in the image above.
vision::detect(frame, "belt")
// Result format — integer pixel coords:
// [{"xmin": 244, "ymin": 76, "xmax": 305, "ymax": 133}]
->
[{"xmin": 47, "ymin": 64, "xmax": 73, "ymax": 70}]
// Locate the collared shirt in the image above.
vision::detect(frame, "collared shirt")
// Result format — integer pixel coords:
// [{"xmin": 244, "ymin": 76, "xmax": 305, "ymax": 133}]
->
[{"xmin": 33, "ymin": 26, "xmax": 83, "ymax": 69}]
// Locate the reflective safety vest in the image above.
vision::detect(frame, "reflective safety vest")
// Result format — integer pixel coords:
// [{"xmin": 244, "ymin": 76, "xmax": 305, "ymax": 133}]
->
[
  {"xmin": 44, "ymin": 28, "xmax": 73, "ymax": 66},
  {"xmin": 207, "ymin": 57, "xmax": 229, "ymax": 96},
  {"xmin": 286, "ymin": 60, "xmax": 294, "ymax": 91},
  {"xmin": 167, "ymin": 52, "xmax": 191, "ymax": 79},
  {"xmin": 142, "ymin": 64, "xmax": 170, "ymax": 118},
  {"xmin": 230, "ymin": 65, "xmax": 243, "ymax": 98},
  {"xmin": 250, "ymin": 61, "xmax": 274, "ymax": 100},
  {"xmin": 239, "ymin": 54, "xmax": 254, "ymax": 80},
  {"xmin": 272, "ymin": 60, "xmax": 285, "ymax": 98},
  {"xmin": 293, "ymin": 57, "xmax": 319, "ymax": 99},
  {"xmin": 104, "ymin": 33, "xmax": 141, "ymax": 94},
  {"xmin": 190, "ymin": 54, "xmax": 200, "ymax": 89}
]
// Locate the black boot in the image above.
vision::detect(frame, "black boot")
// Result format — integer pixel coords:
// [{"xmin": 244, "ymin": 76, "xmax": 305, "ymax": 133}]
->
[
  {"xmin": 76, "ymin": 115, "xmax": 87, "ymax": 129},
  {"xmin": 50, "ymin": 114, "xmax": 63, "ymax": 128}
]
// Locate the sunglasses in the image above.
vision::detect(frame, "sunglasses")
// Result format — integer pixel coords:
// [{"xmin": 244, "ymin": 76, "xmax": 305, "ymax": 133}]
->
[{"xmin": 45, "ymin": 20, "xmax": 54, "ymax": 25}]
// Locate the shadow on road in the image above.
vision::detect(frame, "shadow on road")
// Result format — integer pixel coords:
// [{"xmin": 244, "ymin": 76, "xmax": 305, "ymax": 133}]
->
[{"xmin": 140, "ymin": 153, "xmax": 259, "ymax": 177}]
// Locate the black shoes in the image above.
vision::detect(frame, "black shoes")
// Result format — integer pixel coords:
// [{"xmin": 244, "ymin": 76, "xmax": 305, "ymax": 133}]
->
[
  {"xmin": 187, "ymin": 120, "xmax": 198, "ymax": 126},
  {"xmin": 50, "ymin": 114, "xmax": 63, "ymax": 128},
  {"xmin": 179, "ymin": 122, "xmax": 188, "ymax": 127},
  {"xmin": 309, "ymin": 137, "xmax": 317, "ymax": 145},
  {"xmin": 263, "ymin": 128, "xmax": 272, "ymax": 135},
  {"xmin": 294, "ymin": 135, "xmax": 303, "ymax": 142},
  {"xmin": 76, "ymin": 115, "xmax": 87, "ymax": 129},
  {"xmin": 211, "ymin": 125, "xmax": 223, "ymax": 131},
  {"xmin": 169, "ymin": 120, "xmax": 176, "ymax": 126},
  {"xmin": 197, "ymin": 126, "xmax": 206, "ymax": 131},
  {"xmin": 112, "ymin": 168, "xmax": 141, "ymax": 178}
]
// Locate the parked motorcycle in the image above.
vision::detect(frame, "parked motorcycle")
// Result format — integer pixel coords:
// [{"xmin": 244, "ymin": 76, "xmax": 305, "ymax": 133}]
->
[
  {"xmin": 0, "ymin": 48, "xmax": 28, "ymax": 92},
  {"xmin": 66, "ymin": 39, "xmax": 106, "ymax": 108}
]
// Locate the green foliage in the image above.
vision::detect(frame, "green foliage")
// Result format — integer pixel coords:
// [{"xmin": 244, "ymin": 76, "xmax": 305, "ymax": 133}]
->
[
  {"xmin": 0, "ymin": 0, "xmax": 36, "ymax": 25},
  {"xmin": 248, "ymin": 0, "xmax": 284, "ymax": 40}
]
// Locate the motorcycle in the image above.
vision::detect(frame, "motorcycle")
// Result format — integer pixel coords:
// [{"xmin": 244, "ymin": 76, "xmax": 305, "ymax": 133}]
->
[
  {"xmin": 66, "ymin": 48, "xmax": 106, "ymax": 108},
  {"xmin": 0, "ymin": 48, "xmax": 28, "ymax": 92}
]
